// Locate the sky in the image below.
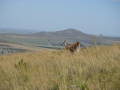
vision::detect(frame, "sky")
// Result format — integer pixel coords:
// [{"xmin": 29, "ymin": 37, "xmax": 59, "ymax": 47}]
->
[{"xmin": 0, "ymin": 0, "xmax": 120, "ymax": 36}]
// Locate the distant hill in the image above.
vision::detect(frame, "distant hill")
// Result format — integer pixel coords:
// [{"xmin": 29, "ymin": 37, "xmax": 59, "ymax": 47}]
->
[
  {"xmin": 0, "ymin": 28, "xmax": 33, "ymax": 34},
  {"xmin": 0, "ymin": 28, "xmax": 120, "ymax": 48},
  {"xmin": 31, "ymin": 28, "xmax": 89, "ymax": 37},
  {"xmin": 30, "ymin": 28, "xmax": 120, "ymax": 46},
  {"xmin": 30, "ymin": 28, "xmax": 94, "ymax": 41}
]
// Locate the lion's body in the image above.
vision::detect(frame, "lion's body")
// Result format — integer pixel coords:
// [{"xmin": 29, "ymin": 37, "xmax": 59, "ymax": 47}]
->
[{"xmin": 65, "ymin": 42, "xmax": 80, "ymax": 53}]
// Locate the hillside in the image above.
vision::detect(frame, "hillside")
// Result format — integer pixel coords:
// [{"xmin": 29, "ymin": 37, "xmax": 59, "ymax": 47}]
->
[
  {"xmin": 0, "ymin": 28, "xmax": 120, "ymax": 49},
  {"xmin": 31, "ymin": 28, "xmax": 87, "ymax": 37},
  {"xmin": 0, "ymin": 42, "xmax": 44, "ymax": 55},
  {"xmin": 30, "ymin": 28, "xmax": 120, "ymax": 44},
  {"xmin": 0, "ymin": 45, "xmax": 120, "ymax": 90}
]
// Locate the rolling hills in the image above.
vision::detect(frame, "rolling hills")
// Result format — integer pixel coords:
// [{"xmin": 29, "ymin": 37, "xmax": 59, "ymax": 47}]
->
[
  {"xmin": 0, "ymin": 28, "xmax": 120, "ymax": 90},
  {"xmin": 0, "ymin": 28, "xmax": 120, "ymax": 50},
  {"xmin": 29, "ymin": 28, "xmax": 120, "ymax": 45}
]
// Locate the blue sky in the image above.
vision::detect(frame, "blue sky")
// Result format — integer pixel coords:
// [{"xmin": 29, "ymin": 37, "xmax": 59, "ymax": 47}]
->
[{"xmin": 0, "ymin": 0, "xmax": 120, "ymax": 36}]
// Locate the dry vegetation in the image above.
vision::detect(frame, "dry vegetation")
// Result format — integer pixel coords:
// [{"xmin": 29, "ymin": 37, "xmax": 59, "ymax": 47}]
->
[{"xmin": 0, "ymin": 45, "xmax": 120, "ymax": 90}]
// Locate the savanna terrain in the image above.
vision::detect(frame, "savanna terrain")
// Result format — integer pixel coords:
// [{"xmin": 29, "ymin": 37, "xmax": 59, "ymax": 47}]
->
[{"xmin": 0, "ymin": 45, "xmax": 120, "ymax": 90}]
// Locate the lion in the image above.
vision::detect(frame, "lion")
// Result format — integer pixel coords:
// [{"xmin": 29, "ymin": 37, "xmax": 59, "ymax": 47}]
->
[{"xmin": 64, "ymin": 41, "xmax": 80, "ymax": 53}]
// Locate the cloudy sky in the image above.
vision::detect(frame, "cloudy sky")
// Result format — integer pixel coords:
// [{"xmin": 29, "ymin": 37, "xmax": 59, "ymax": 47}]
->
[{"xmin": 0, "ymin": 0, "xmax": 120, "ymax": 36}]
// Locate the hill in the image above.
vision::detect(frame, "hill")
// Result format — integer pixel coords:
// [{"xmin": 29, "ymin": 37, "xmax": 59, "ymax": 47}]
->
[
  {"xmin": 0, "ymin": 28, "xmax": 33, "ymax": 34},
  {"xmin": 0, "ymin": 45, "xmax": 120, "ymax": 90},
  {"xmin": 28, "ymin": 28, "xmax": 120, "ymax": 46},
  {"xmin": 0, "ymin": 28, "xmax": 120, "ymax": 49},
  {"xmin": 32, "ymin": 28, "xmax": 87, "ymax": 37}
]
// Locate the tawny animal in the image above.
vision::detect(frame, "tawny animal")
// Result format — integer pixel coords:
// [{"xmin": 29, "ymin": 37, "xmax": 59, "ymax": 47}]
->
[{"xmin": 64, "ymin": 41, "xmax": 80, "ymax": 53}]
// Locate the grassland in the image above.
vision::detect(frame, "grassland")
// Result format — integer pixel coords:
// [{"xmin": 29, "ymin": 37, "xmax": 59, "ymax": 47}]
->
[
  {"xmin": 0, "ymin": 35, "xmax": 63, "ymax": 49},
  {"xmin": 0, "ymin": 35, "xmax": 48, "ymax": 47},
  {"xmin": 0, "ymin": 45, "xmax": 120, "ymax": 90}
]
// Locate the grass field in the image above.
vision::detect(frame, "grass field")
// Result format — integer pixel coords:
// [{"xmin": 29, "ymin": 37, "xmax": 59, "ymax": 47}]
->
[
  {"xmin": 0, "ymin": 45, "xmax": 120, "ymax": 90},
  {"xmin": 0, "ymin": 35, "xmax": 63, "ymax": 49},
  {"xmin": 0, "ymin": 35, "xmax": 49, "ymax": 46}
]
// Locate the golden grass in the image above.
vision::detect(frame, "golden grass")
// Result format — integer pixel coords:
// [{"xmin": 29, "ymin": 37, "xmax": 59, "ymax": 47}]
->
[{"xmin": 0, "ymin": 45, "xmax": 120, "ymax": 90}]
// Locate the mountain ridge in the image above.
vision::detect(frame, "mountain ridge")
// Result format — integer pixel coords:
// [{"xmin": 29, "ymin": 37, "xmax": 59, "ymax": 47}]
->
[{"xmin": 0, "ymin": 28, "xmax": 120, "ymax": 46}]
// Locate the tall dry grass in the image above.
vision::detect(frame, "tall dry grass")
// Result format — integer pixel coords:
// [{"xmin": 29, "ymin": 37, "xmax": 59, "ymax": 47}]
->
[{"xmin": 0, "ymin": 45, "xmax": 120, "ymax": 90}]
